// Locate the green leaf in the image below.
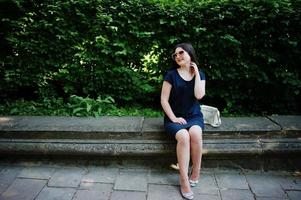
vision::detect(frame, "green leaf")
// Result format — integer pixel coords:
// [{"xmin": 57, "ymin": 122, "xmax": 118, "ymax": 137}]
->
[{"xmin": 72, "ymin": 107, "xmax": 85, "ymax": 114}]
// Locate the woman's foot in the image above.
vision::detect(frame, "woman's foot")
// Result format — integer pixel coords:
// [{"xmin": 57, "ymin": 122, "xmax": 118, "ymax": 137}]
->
[
  {"xmin": 189, "ymin": 179, "xmax": 199, "ymax": 187},
  {"xmin": 180, "ymin": 188, "xmax": 194, "ymax": 199},
  {"xmin": 180, "ymin": 177, "xmax": 193, "ymax": 199},
  {"xmin": 189, "ymin": 168, "xmax": 200, "ymax": 187}
]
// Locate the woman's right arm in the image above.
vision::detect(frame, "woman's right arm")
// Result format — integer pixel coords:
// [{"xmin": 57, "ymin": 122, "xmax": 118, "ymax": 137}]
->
[{"xmin": 160, "ymin": 81, "xmax": 187, "ymax": 124}]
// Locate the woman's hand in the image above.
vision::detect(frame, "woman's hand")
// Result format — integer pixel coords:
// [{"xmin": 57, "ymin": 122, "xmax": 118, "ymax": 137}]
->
[
  {"xmin": 172, "ymin": 117, "xmax": 187, "ymax": 125},
  {"xmin": 190, "ymin": 62, "xmax": 199, "ymax": 75}
]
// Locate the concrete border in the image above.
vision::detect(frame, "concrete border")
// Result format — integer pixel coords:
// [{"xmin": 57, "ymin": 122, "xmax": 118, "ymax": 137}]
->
[{"xmin": 0, "ymin": 115, "xmax": 300, "ymax": 170}]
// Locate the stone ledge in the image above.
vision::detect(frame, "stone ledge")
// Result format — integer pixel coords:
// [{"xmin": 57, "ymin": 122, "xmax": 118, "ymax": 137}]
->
[
  {"xmin": 0, "ymin": 115, "xmax": 300, "ymax": 158},
  {"xmin": 0, "ymin": 116, "xmax": 144, "ymax": 131},
  {"xmin": 0, "ymin": 138, "xmax": 300, "ymax": 157},
  {"xmin": 1, "ymin": 115, "xmax": 300, "ymax": 140},
  {"xmin": 267, "ymin": 115, "xmax": 301, "ymax": 131}
]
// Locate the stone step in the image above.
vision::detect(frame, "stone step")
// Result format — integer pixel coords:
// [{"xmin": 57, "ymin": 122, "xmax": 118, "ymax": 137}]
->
[
  {"xmin": 0, "ymin": 138, "xmax": 300, "ymax": 156},
  {"xmin": 0, "ymin": 116, "xmax": 300, "ymax": 161},
  {"xmin": 0, "ymin": 116, "xmax": 300, "ymax": 140}
]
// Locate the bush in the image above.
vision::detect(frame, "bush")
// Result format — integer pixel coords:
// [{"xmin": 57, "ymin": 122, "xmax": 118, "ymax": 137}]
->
[
  {"xmin": 1, "ymin": 0, "xmax": 300, "ymax": 115},
  {"xmin": 0, "ymin": 95, "xmax": 163, "ymax": 117}
]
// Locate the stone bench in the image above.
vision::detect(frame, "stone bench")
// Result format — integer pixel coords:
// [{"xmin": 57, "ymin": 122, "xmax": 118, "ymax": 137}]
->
[{"xmin": 0, "ymin": 115, "xmax": 300, "ymax": 169}]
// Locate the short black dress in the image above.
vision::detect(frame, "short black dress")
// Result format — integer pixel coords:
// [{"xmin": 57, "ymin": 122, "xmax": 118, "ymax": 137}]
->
[{"xmin": 163, "ymin": 68, "xmax": 205, "ymax": 139}]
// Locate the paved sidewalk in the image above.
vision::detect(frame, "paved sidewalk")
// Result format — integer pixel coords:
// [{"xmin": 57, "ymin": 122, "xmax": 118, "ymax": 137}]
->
[{"xmin": 0, "ymin": 161, "xmax": 300, "ymax": 200}]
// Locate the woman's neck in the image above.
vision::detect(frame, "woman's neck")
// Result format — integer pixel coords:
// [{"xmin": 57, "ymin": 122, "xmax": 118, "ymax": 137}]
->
[{"xmin": 179, "ymin": 64, "xmax": 190, "ymax": 72}]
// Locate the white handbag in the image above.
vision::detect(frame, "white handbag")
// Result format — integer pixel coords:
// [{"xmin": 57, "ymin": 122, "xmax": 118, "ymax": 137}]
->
[{"xmin": 201, "ymin": 105, "xmax": 221, "ymax": 127}]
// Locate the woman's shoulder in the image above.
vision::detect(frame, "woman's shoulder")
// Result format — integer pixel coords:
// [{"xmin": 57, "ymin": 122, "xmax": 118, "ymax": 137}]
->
[
  {"xmin": 165, "ymin": 68, "xmax": 177, "ymax": 75},
  {"xmin": 163, "ymin": 68, "xmax": 178, "ymax": 83}
]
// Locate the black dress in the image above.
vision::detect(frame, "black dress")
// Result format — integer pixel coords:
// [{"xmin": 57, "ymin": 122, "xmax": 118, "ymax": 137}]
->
[{"xmin": 163, "ymin": 68, "xmax": 205, "ymax": 138}]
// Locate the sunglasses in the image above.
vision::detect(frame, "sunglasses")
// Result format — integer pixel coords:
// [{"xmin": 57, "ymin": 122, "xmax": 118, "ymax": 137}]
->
[{"xmin": 171, "ymin": 50, "xmax": 185, "ymax": 60}]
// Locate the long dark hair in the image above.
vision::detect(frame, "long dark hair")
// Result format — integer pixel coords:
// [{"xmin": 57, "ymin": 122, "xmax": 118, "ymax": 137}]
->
[{"xmin": 172, "ymin": 43, "xmax": 199, "ymax": 68}]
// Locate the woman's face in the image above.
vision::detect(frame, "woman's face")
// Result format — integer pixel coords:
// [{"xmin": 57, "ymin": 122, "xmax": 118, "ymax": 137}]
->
[{"xmin": 172, "ymin": 47, "xmax": 191, "ymax": 66}]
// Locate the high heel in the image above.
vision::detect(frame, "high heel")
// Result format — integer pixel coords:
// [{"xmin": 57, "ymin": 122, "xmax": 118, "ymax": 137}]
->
[
  {"xmin": 180, "ymin": 188, "xmax": 194, "ymax": 200},
  {"xmin": 189, "ymin": 166, "xmax": 199, "ymax": 187},
  {"xmin": 189, "ymin": 179, "xmax": 199, "ymax": 187}
]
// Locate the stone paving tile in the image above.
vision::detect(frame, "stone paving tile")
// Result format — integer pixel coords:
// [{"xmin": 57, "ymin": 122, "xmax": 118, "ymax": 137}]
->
[
  {"xmin": 193, "ymin": 172, "xmax": 219, "ymax": 195},
  {"xmin": 35, "ymin": 187, "xmax": 76, "ymax": 200},
  {"xmin": 193, "ymin": 193, "xmax": 221, "ymax": 200},
  {"xmin": 279, "ymin": 175, "xmax": 301, "ymax": 190},
  {"xmin": 147, "ymin": 184, "xmax": 182, "ymax": 200},
  {"xmin": 114, "ymin": 169, "xmax": 148, "ymax": 192},
  {"xmin": 246, "ymin": 174, "xmax": 287, "ymax": 198},
  {"xmin": 48, "ymin": 167, "xmax": 86, "ymax": 188},
  {"xmin": 148, "ymin": 170, "xmax": 179, "ymax": 185},
  {"xmin": 82, "ymin": 167, "xmax": 118, "ymax": 183},
  {"xmin": 0, "ymin": 166, "xmax": 23, "ymax": 194},
  {"xmin": 18, "ymin": 166, "xmax": 55, "ymax": 179},
  {"xmin": 220, "ymin": 189, "xmax": 254, "ymax": 200},
  {"xmin": 215, "ymin": 172, "xmax": 249, "ymax": 189},
  {"xmin": 73, "ymin": 190, "xmax": 109, "ymax": 200},
  {"xmin": 1, "ymin": 161, "xmax": 301, "ymax": 200},
  {"xmin": 110, "ymin": 191, "xmax": 146, "ymax": 200},
  {"xmin": 286, "ymin": 191, "xmax": 301, "ymax": 200},
  {"xmin": 79, "ymin": 182, "xmax": 113, "ymax": 190},
  {"xmin": 75, "ymin": 182, "xmax": 112, "ymax": 200},
  {"xmin": 0, "ymin": 178, "xmax": 46, "ymax": 200},
  {"xmin": 256, "ymin": 198, "xmax": 289, "ymax": 200}
]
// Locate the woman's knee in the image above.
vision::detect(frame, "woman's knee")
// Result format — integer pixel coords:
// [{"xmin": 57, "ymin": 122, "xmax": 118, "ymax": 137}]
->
[
  {"xmin": 189, "ymin": 125, "xmax": 203, "ymax": 142},
  {"xmin": 175, "ymin": 129, "xmax": 190, "ymax": 144}
]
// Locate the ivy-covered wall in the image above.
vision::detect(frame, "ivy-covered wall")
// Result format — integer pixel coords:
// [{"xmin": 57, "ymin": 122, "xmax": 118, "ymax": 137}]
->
[{"xmin": 1, "ymin": 0, "xmax": 301, "ymax": 114}]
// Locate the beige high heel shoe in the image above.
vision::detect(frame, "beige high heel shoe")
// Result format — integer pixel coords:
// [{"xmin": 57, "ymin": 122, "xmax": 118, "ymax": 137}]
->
[
  {"xmin": 189, "ymin": 167, "xmax": 199, "ymax": 187},
  {"xmin": 180, "ymin": 178, "xmax": 194, "ymax": 200},
  {"xmin": 180, "ymin": 188, "xmax": 194, "ymax": 200},
  {"xmin": 189, "ymin": 179, "xmax": 199, "ymax": 187}
]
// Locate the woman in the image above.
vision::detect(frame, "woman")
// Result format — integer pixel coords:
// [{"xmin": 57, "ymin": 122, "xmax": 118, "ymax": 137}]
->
[{"xmin": 160, "ymin": 43, "xmax": 205, "ymax": 200}]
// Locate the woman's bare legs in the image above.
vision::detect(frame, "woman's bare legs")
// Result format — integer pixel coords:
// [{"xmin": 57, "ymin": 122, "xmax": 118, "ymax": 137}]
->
[
  {"xmin": 189, "ymin": 125, "xmax": 203, "ymax": 181},
  {"xmin": 175, "ymin": 129, "xmax": 192, "ymax": 193}
]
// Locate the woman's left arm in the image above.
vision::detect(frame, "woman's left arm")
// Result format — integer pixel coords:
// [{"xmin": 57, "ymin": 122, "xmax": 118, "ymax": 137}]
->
[{"xmin": 191, "ymin": 63, "xmax": 206, "ymax": 100}]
